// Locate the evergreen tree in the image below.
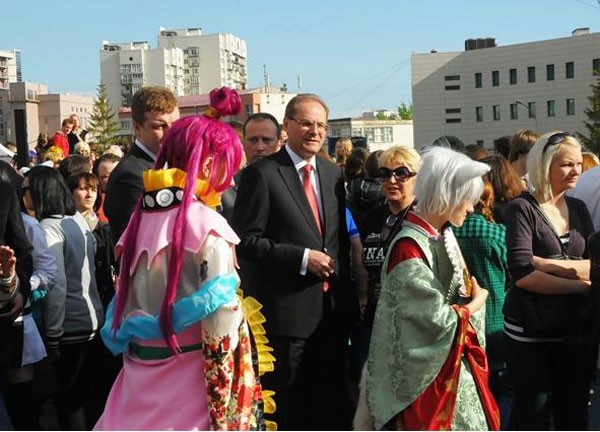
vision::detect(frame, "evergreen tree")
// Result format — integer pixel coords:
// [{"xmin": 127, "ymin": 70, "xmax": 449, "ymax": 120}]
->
[
  {"xmin": 88, "ymin": 82, "xmax": 119, "ymax": 153},
  {"xmin": 577, "ymin": 70, "xmax": 600, "ymax": 155}
]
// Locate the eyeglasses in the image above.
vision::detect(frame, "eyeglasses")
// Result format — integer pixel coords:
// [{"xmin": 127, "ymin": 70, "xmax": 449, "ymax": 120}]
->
[
  {"xmin": 288, "ymin": 117, "xmax": 329, "ymax": 133},
  {"xmin": 379, "ymin": 166, "xmax": 417, "ymax": 182},
  {"xmin": 543, "ymin": 132, "xmax": 572, "ymax": 153}
]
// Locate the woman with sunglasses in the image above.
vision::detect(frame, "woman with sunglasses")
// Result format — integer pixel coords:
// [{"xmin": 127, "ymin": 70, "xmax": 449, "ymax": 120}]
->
[
  {"xmin": 356, "ymin": 146, "xmax": 499, "ymax": 430},
  {"xmin": 503, "ymin": 131, "xmax": 595, "ymax": 430},
  {"xmin": 354, "ymin": 146, "xmax": 420, "ymax": 367}
]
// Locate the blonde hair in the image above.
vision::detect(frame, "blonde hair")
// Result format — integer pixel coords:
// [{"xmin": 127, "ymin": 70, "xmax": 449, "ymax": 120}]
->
[
  {"xmin": 74, "ymin": 141, "xmax": 91, "ymax": 156},
  {"xmin": 582, "ymin": 152, "xmax": 600, "ymax": 172},
  {"xmin": 527, "ymin": 131, "xmax": 582, "ymax": 201},
  {"xmin": 43, "ymin": 146, "xmax": 65, "ymax": 163},
  {"xmin": 378, "ymin": 146, "xmax": 422, "ymax": 173},
  {"xmin": 335, "ymin": 138, "xmax": 352, "ymax": 164}
]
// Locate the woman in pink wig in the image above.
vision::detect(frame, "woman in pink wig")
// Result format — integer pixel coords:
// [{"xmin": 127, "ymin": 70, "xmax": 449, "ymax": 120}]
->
[{"xmin": 95, "ymin": 87, "xmax": 269, "ymax": 431}]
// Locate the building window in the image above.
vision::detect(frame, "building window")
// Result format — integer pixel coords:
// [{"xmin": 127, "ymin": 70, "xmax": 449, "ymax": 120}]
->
[
  {"xmin": 492, "ymin": 105, "xmax": 501, "ymax": 121},
  {"xmin": 546, "ymin": 64, "xmax": 555, "ymax": 81},
  {"xmin": 593, "ymin": 58, "xmax": 600, "ymax": 72},
  {"xmin": 444, "ymin": 75, "xmax": 460, "ymax": 81},
  {"xmin": 492, "ymin": 70, "xmax": 500, "ymax": 87},
  {"xmin": 528, "ymin": 102, "xmax": 536, "ymax": 118},
  {"xmin": 475, "ymin": 106, "xmax": 483, "ymax": 122},
  {"xmin": 509, "ymin": 68, "xmax": 517, "ymax": 84},
  {"xmin": 475, "ymin": 72, "xmax": 482, "ymax": 88},
  {"xmin": 382, "ymin": 127, "xmax": 393, "ymax": 142},
  {"xmin": 445, "ymin": 118, "xmax": 461, "ymax": 124},
  {"xmin": 566, "ymin": 98, "xmax": 575, "ymax": 115},
  {"xmin": 566, "ymin": 62, "xmax": 575, "ymax": 79},
  {"xmin": 510, "ymin": 103, "xmax": 518, "ymax": 119},
  {"xmin": 528, "ymin": 66, "xmax": 536, "ymax": 83},
  {"xmin": 547, "ymin": 100, "xmax": 556, "ymax": 117},
  {"xmin": 445, "ymin": 108, "xmax": 461, "ymax": 114},
  {"xmin": 445, "ymin": 85, "xmax": 460, "ymax": 91},
  {"xmin": 492, "ymin": 105, "xmax": 500, "ymax": 121},
  {"xmin": 245, "ymin": 104, "xmax": 253, "ymax": 117}
]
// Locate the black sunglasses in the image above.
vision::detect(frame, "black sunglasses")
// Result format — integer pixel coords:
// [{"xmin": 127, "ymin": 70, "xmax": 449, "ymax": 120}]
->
[
  {"xmin": 379, "ymin": 166, "xmax": 416, "ymax": 181},
  {"xmin": 543, "ymin": 132, "xmax": 572, "ymax": 153}
]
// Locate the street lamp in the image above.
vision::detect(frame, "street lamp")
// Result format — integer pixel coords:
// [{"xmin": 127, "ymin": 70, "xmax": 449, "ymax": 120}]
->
[{"xmin": 515, "ymin": 99, "xmax": 540, "ymax": 130}]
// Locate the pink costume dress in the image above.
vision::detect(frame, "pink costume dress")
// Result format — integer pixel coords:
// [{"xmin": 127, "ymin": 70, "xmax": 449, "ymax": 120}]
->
[{"xmin": 94, "ymin": 197, "xmax": 263, "ymax": 431}]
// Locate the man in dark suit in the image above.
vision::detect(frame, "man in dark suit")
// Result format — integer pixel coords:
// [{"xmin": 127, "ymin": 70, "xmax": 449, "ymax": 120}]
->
[
  {"xmin": 233, "ymin": 94, "xmax": 355, "ymax": 430},
  {"xmin": 104, "ymin": 86, "xmax": 179, "ymax": 242},
  {"xmin": 220, "ymin": 113, "xmax": 282, "ymax": 223}
]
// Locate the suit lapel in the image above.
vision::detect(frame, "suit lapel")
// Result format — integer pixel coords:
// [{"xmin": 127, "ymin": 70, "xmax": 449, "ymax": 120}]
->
[
  {"xmin": 315, "ymin": 157, "xmax": 336, "ymax": 240},
  {"xmin": 274, "ymin": 150, "xmax": 322, "ymax": 241}
]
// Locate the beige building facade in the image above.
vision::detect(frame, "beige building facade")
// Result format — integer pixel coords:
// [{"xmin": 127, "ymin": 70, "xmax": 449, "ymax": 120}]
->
[
  {"xmin": 412, "ymin": 28, "xmax": 600, "ymax": 149},
  {"xmin": 0, "ymin": 82, "xmax": 93, "ymax": 148},
  {"xmin": 328, "ymin": 117, "xmax": 414, "ymax": 152}
]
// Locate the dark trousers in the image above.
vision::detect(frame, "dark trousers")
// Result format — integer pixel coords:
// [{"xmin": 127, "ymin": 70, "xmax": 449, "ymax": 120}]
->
[
  {"xmin": 52, "ymin": 341, "xmax": 89, "ymax": 428},
  {"xmin": 506, "ymin": 337, "xmax": 591, "ymax": 430},
  {"xmin": 262, "ymin": 318, "xmax": 354, "ymax": 431}
]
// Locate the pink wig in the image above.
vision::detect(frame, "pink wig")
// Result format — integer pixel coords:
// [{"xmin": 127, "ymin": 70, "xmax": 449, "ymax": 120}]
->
[{"xmin": 112, "ymin": 87, "xmax": 243, "ymax": 352}]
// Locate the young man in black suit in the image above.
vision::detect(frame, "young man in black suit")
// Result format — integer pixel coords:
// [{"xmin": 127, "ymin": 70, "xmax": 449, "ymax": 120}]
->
[
  {"xmin": 104, "ymin": 86, "xmax": 179, "ymax": 243},
  {"xmin": 233, "ymin": 94, "xmax": 355, "ymax": 430}
]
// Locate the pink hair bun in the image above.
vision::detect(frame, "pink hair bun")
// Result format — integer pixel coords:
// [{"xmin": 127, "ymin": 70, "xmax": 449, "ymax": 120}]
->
[{"xmin": 209, "ymin": 87, "xmax": 241, "ymax": 117}]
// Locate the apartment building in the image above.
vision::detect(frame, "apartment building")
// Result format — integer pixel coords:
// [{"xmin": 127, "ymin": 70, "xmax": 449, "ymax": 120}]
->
[
  {"xmin": 412, "ymin": 28, "xmax": 600, "ymax": 149},
  {"xmin": 100, "ymin": 27, "xmax": 248, "ymax": 111},
  {"xmin": 158, "ymin": 27, "xmax": 248, "ymax": 95},
  {"xmin": 328, "ymin": 117, "xmax": 414, "ymax": 152},
  {"xmin": 100, "ymin": 41, "xmax": 185, "ymax": 109},
  {"xmin": 0, "ymin": 49, "xmax": 21, "ymax": 90}
]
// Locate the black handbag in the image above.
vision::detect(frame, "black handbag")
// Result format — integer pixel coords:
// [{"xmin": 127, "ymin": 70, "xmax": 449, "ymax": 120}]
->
[{"xmin": 516, "ymin": 197, "xmax": 589, "ymax": 336}]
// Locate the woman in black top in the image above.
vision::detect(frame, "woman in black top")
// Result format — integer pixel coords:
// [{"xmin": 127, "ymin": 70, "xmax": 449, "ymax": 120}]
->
[
  {"xmin": 354, "ymin": 146, "xmax": 420, "ymax": 369},
  {"xmin": 503, "ymin": 132, "xmax": 594, "ymax": 430}
]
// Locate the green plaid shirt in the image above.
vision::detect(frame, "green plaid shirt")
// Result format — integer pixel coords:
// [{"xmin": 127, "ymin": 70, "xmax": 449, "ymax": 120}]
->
[{"xmin": 453, "ymin": 214, "xmax": 508, "ymax": 371}]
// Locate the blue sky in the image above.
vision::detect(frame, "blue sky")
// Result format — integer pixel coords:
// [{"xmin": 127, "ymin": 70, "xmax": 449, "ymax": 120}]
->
[{"xmin": 2, "ymin": 0, "xmax": 599, "ymax": 118}]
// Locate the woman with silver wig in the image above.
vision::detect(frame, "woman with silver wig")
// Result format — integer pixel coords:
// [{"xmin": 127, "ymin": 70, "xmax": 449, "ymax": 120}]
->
[{"xmin": 355, "ymin": 146, "xmax": 499, "ymax": 430}]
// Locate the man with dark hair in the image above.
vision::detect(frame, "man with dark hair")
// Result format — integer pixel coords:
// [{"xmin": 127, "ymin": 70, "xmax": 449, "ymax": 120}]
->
[
  {"xmin": 494, "ymin": 135, "xmax": 511, "ymax": 159},
  {"xmin": 104, "ymin": 86, "xmax": 179, "ymax": 242},
  {"xmin": 220, "ymin": 113, "xmax": 282, "ymax": 223},
  {"xmin": 233, "ymin": 93, "xmax": 354, "ymax": 430},
  {"xmin": 242, "ymin": 112, "xmax": 282, "ymax": 164}
]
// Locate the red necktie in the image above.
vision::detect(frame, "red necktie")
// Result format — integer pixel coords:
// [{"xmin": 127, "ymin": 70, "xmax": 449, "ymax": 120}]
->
[
  {"xmin": 302, "ymin": 164, "xmax": 321, "ymax": 232},
  {"xmin": 302, "ymin": 165, "xmax": 329, "ymax": 292}
]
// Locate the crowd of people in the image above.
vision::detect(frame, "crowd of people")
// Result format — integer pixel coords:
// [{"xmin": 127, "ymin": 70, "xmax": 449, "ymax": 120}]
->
[{"xmin": 0, "ymin": 84, "xmax": 600, "ymax": 431}]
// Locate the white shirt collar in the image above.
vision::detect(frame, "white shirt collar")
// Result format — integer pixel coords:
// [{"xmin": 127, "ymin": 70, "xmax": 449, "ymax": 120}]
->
[
  {"xmin": 285, "ymin": 145, "xmax": 316, "ymax": 172},
  {"xmin": 134, "ymin": 138, "xmax": 157, "ymax": 162}
]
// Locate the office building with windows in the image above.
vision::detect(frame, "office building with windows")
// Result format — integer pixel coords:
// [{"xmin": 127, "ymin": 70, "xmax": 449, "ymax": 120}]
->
[{"xmin": 412, "ymin": 28, "xmax": 600, "ymax": 149}]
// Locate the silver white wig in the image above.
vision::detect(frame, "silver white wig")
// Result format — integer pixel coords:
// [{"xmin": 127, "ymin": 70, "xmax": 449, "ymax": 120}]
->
[{"xmin": 415, "ymin": 146, "xmax": 490, "ymax": 216}]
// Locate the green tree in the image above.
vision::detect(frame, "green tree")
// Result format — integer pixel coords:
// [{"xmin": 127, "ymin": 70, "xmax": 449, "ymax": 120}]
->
[
  {"xmin": 376, "ymin": 112, "xmax": 388, "ymax": 120},
  {"xmin": 88, "ymin": 82, "xmax": 119, "ymax": 153},
  {"xmin": 577, "ymin": 70, "xmax": 600, "ymax": 155},
  {"xmin": 397, "ymin": 102, "xmax": 413, "ymax": 120}
]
